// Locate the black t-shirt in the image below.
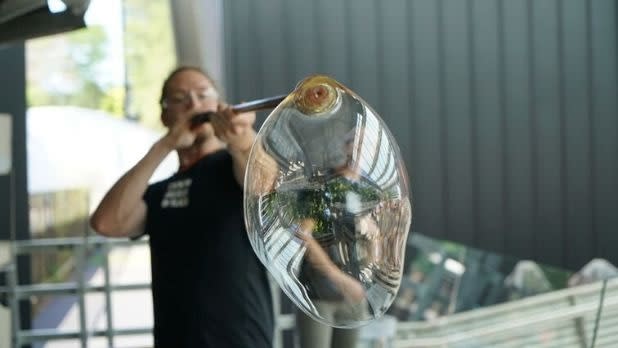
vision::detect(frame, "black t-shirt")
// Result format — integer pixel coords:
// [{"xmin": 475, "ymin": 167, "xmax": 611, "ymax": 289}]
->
[{"xmin": 142, "ymin": 150, "xmax": 273, "ymax": 348}]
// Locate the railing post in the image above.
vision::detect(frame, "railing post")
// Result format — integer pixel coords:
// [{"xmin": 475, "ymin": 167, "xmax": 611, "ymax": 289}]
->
[
  {"xmin": 8, "ymin": 165, "xmax": 21, "ymax": 347},
  {"xmin": 75, "ymin": 242, "xmax": 88, "ymax": 347},
  {"xmin": 271, "ymin": 278, "xmax": 282, "ymax": 348},
  {"xmin": 568, "ymin": 295, "xmax": 588, "ymax": 348},
  {"xmin": 7, "ymin": 262, "xmax": 21, "ymax": 348},
  {"xmin": 102, "ymin": 241, "xmax": 114, "ymax": 347}
]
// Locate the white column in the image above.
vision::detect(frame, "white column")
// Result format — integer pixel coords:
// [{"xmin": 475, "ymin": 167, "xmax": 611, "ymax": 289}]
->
[
  {"xmin": 0, "ymin": 114, "xmax": 11, "ymax": 175},
  {"xmin": 169, "ymin": 0, "xmax": 226, "ymax": 94}
]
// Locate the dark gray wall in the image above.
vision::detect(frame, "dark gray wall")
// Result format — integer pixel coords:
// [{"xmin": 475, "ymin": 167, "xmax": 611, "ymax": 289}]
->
[
  {"xmin": 0, "ymin": 43, "xmax": 29, "ymax": 243},
  {"xmin": 0, "ymin": 42, "xmax": 32, "ymax": 333},
  {"xmin": 224, "ymin": 0, "xmax": 618, "ymax": 271}
]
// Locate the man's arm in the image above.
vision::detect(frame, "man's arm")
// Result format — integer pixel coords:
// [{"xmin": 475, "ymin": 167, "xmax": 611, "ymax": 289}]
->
[
  {"xmin": 298, "ymin": 219, "xmax": 366, "ymax": 303},
  {"xmin": 90, "ymin": 138, "xmax": 174, "ymax": 238},
  {"xmin": 227, "ymin": 127, "xmax": 257, "ymax": 188},
  {"xmin": 212, "ymin": 105, "xmax": 279, "ymax": 192}
]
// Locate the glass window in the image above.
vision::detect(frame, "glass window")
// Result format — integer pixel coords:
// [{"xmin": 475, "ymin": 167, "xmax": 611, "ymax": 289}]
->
[{"xmin": 24, "ymin": 2, "xmax": 177, "ymax": 346}]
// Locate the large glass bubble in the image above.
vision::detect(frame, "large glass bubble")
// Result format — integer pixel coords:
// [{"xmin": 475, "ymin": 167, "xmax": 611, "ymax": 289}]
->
[{"xmin": 244, "ymin": 75, "xmax": 412, "ymax": 328}]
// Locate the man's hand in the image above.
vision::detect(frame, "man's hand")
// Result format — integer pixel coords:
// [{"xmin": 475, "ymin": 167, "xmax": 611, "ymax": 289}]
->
[
  {"xmin": 161, "ymin": 107, "xmax": 207, "ymax": 150},
  {"xmin": 210, "ymin": 103, "xmax": 256, "ymax": 152}
]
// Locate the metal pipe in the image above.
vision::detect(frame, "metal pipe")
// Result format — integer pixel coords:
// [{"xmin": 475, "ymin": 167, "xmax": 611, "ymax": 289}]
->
[
  {"xmin": 18, "ymin": 327, "xmax": 153, "ymax": 344},
  {"xmin": 191, "ymin": 94, "xmax": 287, "ymax": 125},
  {"xmin": 7, "ymin": 263, "xmax": 20, "ymax": 348},
  {"xmin": 102, "ymin": 242, "xmax": 114, "ymax": 347},
  {"xmin": 8, "ymin": 168, "xmax": 21, "ymax": 348},
  {"xmin": 13, "ymin": 237, "xmax": 148, "ymax": 252},
  {"xmin": 75, "ymin": 246, "xmax": 88, "ymax": 346}
]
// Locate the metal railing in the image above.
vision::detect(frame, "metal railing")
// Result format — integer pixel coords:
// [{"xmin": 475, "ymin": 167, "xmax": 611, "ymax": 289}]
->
[
  {"xmin": 0, "ymin": 235, "xmax": 294, "ymax": 348},
  {"xmin": 0, "ymin": 236, "xmax": 151, "ymax": 347},
  {"xmin": 3, "ymin": 236, "xmax": 615, "ymax": 347}
]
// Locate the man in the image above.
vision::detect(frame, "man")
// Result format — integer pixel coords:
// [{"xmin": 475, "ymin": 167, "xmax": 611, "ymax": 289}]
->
[{"xmin": 90, "ymin": 66, "xmax": 273, "ymax": 347}]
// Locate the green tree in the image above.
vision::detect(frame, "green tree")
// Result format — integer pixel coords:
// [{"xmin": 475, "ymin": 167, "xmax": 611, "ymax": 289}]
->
[
  {"xmin": 100, "ymin": 86, "xmax": 126, "ymax": 117},
  {"xmin": 65, "ymin": 26, "xmax": 108, "ymax": 108},
  {"xmin": 27, "ymin": 84, "xmax": 55, "ymax": 106},
  {"xmin": 26, "ymin": 25, "xmax": 110, "ymax": 109},
  {"xmin": 124, "ymin": 0, "xmax": 176, "ymax": 129},
  {"xmin": 27, "ymin": 0, "xmax": 176, "ymax": 129}
]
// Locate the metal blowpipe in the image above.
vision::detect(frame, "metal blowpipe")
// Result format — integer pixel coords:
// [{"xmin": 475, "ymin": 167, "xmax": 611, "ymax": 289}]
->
[{"xmin": 191, "ymin": 94, "xmax": 288, "ymax": 126}]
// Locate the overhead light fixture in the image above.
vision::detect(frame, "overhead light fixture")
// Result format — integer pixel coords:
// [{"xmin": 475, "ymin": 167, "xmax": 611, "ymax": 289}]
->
[
  {"xmin": 47, "ymin": 0, "xmax": 67, "ymax": 13},
  {"xmin": 0, "ymin": 0, "xmax": 91, "ymax": 46}
]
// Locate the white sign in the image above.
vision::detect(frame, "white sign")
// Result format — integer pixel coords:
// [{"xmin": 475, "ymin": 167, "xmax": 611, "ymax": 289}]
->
[{"xmin": 0, "ymin": 114, "xmax": 11, "ymax": 175}]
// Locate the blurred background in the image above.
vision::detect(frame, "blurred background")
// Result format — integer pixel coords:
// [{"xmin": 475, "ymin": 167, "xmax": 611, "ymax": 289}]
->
[{"xmin": 1, "ymin": 0, "xmax": 617, "ymax": 347}]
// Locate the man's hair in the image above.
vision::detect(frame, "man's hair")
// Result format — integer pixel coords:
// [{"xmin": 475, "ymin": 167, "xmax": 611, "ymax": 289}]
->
[{"xmin": 159, "ymin": 66, "xmax": 219, "ymax": 106}]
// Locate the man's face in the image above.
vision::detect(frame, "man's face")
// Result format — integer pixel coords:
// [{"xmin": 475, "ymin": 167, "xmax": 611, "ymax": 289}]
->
[{"xmin": 160, "ymin": 69, "xmax": 219, "ymax": 130}]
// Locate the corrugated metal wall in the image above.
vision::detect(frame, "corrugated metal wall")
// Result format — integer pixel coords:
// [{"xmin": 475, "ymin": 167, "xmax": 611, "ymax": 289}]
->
[{"xmin": 223, "ymin": 0, "xmax": 618, "ymax": 271}]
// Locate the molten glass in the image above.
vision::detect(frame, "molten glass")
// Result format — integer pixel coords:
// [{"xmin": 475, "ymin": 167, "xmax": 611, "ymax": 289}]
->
[{"xmin": 244, "ymin": 75, "xmax": 412, "ymax": 328}]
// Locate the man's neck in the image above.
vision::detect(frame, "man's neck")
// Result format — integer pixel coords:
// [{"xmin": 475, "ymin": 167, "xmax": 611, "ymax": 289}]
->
[{"xmin": 177, "ymin": 138, "xmax": 226, "ymax": 172}]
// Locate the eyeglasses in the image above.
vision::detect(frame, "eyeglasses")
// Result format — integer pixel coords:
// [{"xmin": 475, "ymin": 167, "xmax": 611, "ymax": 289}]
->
[{"xmin": 161, "ymin": 88, "xmax": 219, "ymax": 108}]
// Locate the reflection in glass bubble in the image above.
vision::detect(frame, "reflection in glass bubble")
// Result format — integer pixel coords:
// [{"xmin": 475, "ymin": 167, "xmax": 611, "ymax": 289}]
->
[{"xmin": 244, "ymin": 75, "xmax": 412, "ymax": 328}]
